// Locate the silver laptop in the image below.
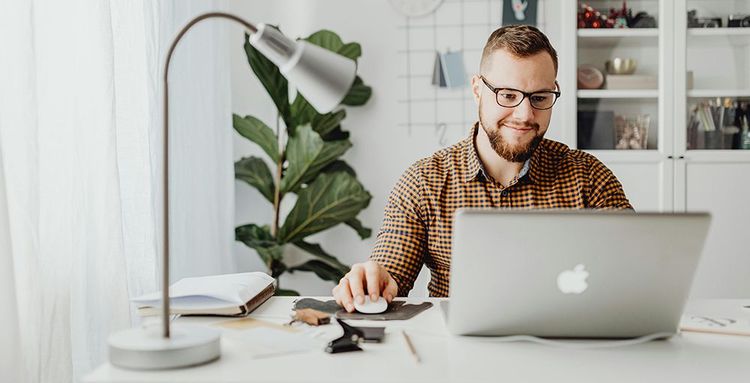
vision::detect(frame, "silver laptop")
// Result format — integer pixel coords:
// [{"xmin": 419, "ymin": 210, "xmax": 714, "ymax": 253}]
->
[{"xmin": 443, "ymin": 209, "xmax": 711, "ymax": 338}]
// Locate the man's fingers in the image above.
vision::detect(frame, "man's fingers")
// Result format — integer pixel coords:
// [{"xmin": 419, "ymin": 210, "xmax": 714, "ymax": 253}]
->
[
  {"xmin": 383, "ymin": 274, "xmax": 398, "ymax": 303},
  {"xmin": 334, "ymin": 262, "xmax": 396, "ymax": 310},
  {"xmin": 364, "ymin": 264, "xmax": 381, "ymax": 301},
  {"xmin": 333, "ymin": 284, "xmax": 344, "ymax": 307},
  {"xmin": 337, "ymin": 278, "xmax": 355, "ymax": 312},
  {"xmin": 347, "ymin": 268, "xmax": 366, "ymax": 305}
]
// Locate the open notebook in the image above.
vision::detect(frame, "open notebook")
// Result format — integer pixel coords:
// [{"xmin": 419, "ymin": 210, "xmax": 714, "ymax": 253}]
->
[{"xmin": 132, "ymin": 272, "xmax": 275, "ymax": 317}]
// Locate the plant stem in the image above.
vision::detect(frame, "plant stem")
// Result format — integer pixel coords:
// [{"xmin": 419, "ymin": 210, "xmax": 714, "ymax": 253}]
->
[{"xmin": 271, "ymin": 112, "xmax": 283, "ymax": 238}]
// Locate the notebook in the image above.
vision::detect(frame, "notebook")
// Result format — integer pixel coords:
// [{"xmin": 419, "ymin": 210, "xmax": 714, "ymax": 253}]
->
[{"xmin": 132, "ymin": 272, "xmax": 275, "ymax": 317}]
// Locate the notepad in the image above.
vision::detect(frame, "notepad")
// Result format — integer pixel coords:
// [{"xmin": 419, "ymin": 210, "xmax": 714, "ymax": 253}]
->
[
  {"xmin": 132, "ymin": 272, "xmax": 275, "ymax": 317},
  {"xmin": 432, "ymin": 50, "xmax": 466, "ymax": 88},
  {"xmin": 680, "ymin": 314, "xmax": 750, "ymax": 337}
]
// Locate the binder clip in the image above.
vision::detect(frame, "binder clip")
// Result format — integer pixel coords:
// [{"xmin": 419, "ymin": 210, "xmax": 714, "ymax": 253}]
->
[{"xmin": 325, "ymin": 318, "xmax": 364, "ymax": 354}]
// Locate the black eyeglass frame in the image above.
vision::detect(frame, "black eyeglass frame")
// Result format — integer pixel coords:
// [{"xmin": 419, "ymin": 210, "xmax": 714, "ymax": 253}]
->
[{"xmin": 480, "ymin": 76, "xmax": 561, "ymax": 110}]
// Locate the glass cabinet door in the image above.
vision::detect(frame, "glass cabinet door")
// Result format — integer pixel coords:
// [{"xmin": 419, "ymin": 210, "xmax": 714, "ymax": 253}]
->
[
  {"xmin": 575, "ymin": 0, "xmax": 661, "ymax": 151},
  {"xmin": 684, "ymin": 0, "xmax": 750, "ymax": 151}
]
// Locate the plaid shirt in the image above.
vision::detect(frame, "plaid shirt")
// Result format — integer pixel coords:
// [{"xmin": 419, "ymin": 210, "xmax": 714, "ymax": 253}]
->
[{"xmin": 370, "ymin": 123, "xmax": 633, "ymax": 297}]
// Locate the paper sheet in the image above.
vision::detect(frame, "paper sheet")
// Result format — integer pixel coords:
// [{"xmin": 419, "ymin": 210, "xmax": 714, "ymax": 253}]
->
[{"xmin": 223, "ymin": 327, "xmax": 324, "ymax": 359}]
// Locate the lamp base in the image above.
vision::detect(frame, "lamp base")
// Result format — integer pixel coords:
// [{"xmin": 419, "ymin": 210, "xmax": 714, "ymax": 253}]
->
[{"xmin": 108, "ymin": 324, "xmax": 221, "ymax": 370}]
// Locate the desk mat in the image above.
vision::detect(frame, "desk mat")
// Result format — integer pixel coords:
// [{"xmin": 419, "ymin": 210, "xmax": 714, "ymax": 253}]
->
[{"xmin": 293, "ymin": 298, "xmax": 432, "ymax": 321}]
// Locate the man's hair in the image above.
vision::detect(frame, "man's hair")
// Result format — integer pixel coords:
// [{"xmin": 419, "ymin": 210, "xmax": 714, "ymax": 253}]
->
[{"xmin": 480, "ymin": 24, "xmax": 558, "ymax": 74}]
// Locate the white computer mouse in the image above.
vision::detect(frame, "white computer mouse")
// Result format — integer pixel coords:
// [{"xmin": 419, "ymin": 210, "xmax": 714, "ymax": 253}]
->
[{"xmin": 353, "ymin": 296, "xmax": 388, "ymax": 314}]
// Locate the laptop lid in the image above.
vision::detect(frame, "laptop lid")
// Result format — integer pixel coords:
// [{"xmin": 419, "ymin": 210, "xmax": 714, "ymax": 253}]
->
[{"xmin": 446, "ymin": 209, "xmax": 711, "ymax": 338}]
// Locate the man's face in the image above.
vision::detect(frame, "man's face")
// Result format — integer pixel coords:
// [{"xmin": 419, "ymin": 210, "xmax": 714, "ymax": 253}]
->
[{"xmin": 471, "ymin": 49, "xmax": 558, "ymax": 162}]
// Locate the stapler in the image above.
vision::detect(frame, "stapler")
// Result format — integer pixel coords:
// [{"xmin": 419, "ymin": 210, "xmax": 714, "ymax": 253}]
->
[{"xmin": 325, "ymin": 318, "xmax": 364, "ymax": 353}]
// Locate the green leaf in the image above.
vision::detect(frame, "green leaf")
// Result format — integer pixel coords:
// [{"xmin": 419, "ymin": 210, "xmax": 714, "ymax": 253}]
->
[
  {"xmin": 233, "ymin": 114, "xmax": 279, "ymax": 162},
  {"xmin": 344, "ymin": 218, "xmax": 372, "ymax": 240},
  {"xmin": 244, "ymin": 32, "xmax": 293, "ymax": 129},
  {"xmin": 304, "ymin": 30, "xmax": 344, "ymax": 52},
  {"xmin": 321, "ymin": 160, "xmax": 356, "ymax": 176},
  {"xmin": 337, "ymin": 42, "xmax": 362, "ymax": 61},
  {"xmin": 234, "ymin": 157, "xmax": 275, "ymax": 203},
  {"xmin": 269, "ymin": 260, "xmax": 287, "ymax": 279},
  {"xmin": 293, "ymin": 241, "xmax": 349, "ymax": 274},
  {"xmin": 288, "ymin": 260, "xmax": 346, "ymax": 282},
  {"xmin": 290, "ymin": 93, "xmax": 319, "ymax": 132},
  {"xmin": 319, "ymin": 126, "xmax": 350, "ymax": 142},
  {"xmin": 305, "ymin": 30, "xmax": 360, "ymax": 61},
  {"xmin": 275, "ymin": 288, "xmax": 300, "ymax": 296},
  {"xmin": 235, "ymin": 224, "xmax": 282, "ymax": 266},
  {"xmin": 312, "ymin": 109, "xmax": 346, "ymax": 139},
  {"xmin": 278, "ymin": 171, "xmax": 372, "ymax": 244},
  {"xmin": 281, "ymin": 125, "xmax": 351, "ymax": 195},
  {"xmin": 341, "ymin": 76, "xmax": 372, "ymax": 106}
]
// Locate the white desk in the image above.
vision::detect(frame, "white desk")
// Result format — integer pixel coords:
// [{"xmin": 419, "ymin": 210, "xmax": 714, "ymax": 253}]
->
[{"xmin": 86, "ymin": 297, "xmax": 750, "ymax": 383}]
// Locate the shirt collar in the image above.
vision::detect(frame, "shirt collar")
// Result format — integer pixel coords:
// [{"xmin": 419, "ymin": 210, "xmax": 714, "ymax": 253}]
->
[{"xmin": 464, "ymin": 122, "xmax": 534, "ymax": 184}]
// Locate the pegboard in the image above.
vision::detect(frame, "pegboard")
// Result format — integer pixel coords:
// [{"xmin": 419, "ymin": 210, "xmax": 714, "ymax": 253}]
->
[{"xmin": 396, "ymin": 0, "xmax": 547, "ymax": 145}]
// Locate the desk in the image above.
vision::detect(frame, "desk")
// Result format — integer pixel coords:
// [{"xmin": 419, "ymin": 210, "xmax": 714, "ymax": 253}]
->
[{"xmin": 86, "ymin": 298, "xmax": 750, "ymax": 383}]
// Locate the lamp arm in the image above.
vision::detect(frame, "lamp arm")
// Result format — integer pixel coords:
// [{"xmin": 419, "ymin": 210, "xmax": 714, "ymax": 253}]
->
[{"xmin": 161, "ymin": 12, "xmax": 257, "ymax": 339}]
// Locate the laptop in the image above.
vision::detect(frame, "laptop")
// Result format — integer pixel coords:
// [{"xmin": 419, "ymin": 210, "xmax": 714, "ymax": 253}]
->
[{"xmin": 442, "ymin": 209, "xmax": 711, "ymax": 338}]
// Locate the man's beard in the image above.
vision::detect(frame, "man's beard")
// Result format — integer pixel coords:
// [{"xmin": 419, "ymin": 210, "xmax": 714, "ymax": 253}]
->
[{"xmin": 479, "ymin": 114, "xmax": 544, "ymax": 163}]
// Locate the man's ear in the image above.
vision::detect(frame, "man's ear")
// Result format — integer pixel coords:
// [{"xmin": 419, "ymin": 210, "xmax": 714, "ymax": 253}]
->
[{"xmin": 470, "ymin": 75, "xmax": 482, "ymax": 105}]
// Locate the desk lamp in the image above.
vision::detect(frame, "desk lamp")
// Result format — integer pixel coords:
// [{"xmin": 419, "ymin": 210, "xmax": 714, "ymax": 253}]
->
[{"xmin": 107, "ymin": 12, "xmax": 356, "ymax": 370}]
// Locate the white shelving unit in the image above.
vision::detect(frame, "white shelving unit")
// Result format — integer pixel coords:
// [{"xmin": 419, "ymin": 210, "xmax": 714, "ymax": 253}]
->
[
  {"xmin": 561, "ymin": 0, "xmax": 671, "ymax": 212},
  {"xmin": 562, "ymin": 0, "xmax": 750, "ymax": 298}
]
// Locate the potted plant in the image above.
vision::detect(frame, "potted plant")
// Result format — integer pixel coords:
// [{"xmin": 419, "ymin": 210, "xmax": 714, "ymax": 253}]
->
[{"xmin": 234, "ymin": 28, "xmax": 373, "ymax": 295}]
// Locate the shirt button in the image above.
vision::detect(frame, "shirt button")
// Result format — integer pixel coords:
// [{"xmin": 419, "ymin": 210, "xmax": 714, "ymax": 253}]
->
[{"xmin": 501, "ymin": 190, "xmax": 509, "ymax": 197}]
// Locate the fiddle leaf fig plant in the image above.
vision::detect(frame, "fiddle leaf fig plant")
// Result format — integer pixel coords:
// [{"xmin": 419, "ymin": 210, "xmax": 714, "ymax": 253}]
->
[{"xmin": 234, "ymin": 28, "xmax": 373, "ymax": 296}]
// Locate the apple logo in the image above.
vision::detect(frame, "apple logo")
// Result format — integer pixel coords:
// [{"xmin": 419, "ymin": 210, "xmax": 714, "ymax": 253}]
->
[{"xmin": 557, "ymin": 264, "xmax": 589, "ymax": 294}]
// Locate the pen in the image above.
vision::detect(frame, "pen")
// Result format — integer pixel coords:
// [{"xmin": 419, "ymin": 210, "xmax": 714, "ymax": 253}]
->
[{"xmin": 401, "ymin": 330, "xmax": 421, "ymax": 363}]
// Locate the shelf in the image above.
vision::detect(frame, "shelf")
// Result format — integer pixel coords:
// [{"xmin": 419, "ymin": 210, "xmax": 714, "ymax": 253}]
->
[
  {"xmin": 686, "ymin": 28, "xmax": 750, "ymax": 47},
  {"xmin": 577, "ymin": 28, "xmax": 659, "ymax": 48},
  {"xmin": 687, "ymin": 89, "xmax": 750, "ymax": 98},
  {"xmin": 682, "ymin": 150, "xmax": 750, "ymax": 163},
  {"xmin": 577, "ymin": 89, "xmax": 659, "ymax": 98},
  {"xmin": 579, "ymin": 150, "xmax": 750, "ymax": 164},
  {"xmin": 687, "ymin": 28, "xmax": 750, "ymax": 37},
  {"xmin": 581, "ymin": 150, "xmax": 664, "ymax": 163},
  {"xmin": 577, "ymin": 29, "xmax": 659, "ymax": 38}
]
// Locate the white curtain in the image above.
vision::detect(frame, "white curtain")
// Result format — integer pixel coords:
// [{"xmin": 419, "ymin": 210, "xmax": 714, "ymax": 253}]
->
[
  {"xmin": 0, "ymin": 131, "xmax": 22, "ymax": 383},
  {"xmin": 0, "ymin": 1, "xmax": 235, "ymax": 382}
]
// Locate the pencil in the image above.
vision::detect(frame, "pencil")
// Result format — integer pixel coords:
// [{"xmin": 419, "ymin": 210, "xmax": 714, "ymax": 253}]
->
[{"xmin": 401, "ymin": 330, "xmax": 421, "ymax": 363}]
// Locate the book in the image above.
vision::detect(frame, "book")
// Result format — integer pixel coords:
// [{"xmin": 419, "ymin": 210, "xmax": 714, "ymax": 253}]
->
[
  {"xmin": 605, "ymin": 74, "xmax": 657, "ymax": 90},
  {"xmin": 132, "ymin": 272, "xmax": 275, "ymax": 317}
]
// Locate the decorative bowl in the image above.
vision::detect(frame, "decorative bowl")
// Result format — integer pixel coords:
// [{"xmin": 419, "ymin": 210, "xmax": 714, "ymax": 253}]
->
[{"xmin": 605, "ymin": 58, "xmax": 637, "ymax": 75}]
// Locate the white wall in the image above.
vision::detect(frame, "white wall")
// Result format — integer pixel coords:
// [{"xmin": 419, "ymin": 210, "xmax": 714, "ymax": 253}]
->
[{"xmin": 228, "ymin": 0, "xmax": 564, "ymax": 296}]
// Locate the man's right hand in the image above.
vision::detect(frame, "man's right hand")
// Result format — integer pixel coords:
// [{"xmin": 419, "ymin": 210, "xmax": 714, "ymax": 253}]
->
[{"xmin": 332, "ymin": 261, "xmax": 398, "ymax": 313}]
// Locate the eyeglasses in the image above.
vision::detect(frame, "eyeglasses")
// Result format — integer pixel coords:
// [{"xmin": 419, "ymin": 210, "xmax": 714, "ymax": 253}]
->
[{"xmin": 480, "ymin": 76, "xmax": 561, "ymax": 110}]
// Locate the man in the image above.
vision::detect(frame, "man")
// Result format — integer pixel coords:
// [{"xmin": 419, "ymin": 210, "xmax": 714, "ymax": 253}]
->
[{"xmin": 333, "ymin": 25, "xmax": 632, "ymax": 312}]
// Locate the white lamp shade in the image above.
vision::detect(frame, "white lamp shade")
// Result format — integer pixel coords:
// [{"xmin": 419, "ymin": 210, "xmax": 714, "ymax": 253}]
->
[
  {"xmin": 249, "ymin": 24, "xmax": 357, "ymax": 114},
  {"xmin": 281, "ymin": 41, "xmax": 356, "ymax": 113}
]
